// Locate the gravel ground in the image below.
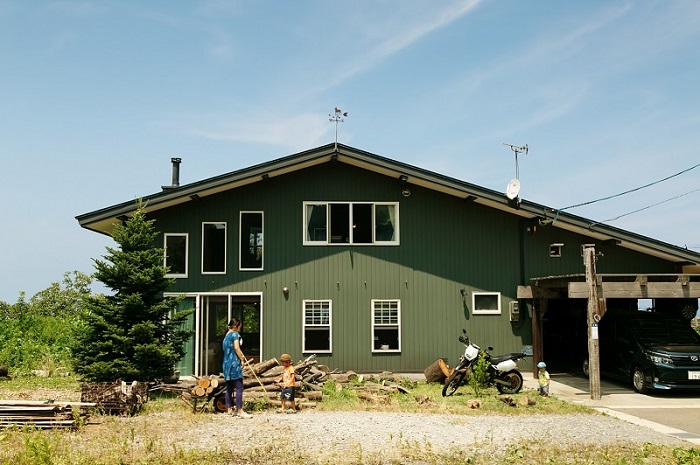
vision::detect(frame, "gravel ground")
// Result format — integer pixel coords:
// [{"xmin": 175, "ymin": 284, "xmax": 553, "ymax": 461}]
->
[{"xmin": 163, "ymin": 410, "xmax": 690, "ymax": 462}]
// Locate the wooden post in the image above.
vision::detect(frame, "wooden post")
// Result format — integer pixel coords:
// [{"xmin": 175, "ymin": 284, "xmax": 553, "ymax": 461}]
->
[
  {"xmin": 584, "ymin": 246, "xmax": 601, "ymax": 400},
  {"xmin": 531, "ymin": 298, "xmax": 546, "ymax": 378}
]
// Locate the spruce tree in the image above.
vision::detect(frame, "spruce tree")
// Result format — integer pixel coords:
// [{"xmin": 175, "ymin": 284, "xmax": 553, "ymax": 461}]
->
[{"xmin": 72, "ymin": 201, "xmax": 192, "ymax": 382}]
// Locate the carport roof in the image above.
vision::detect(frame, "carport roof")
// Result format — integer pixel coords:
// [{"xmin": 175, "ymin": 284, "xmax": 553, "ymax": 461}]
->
[
  {"xmin": 76, "ymin": 143, "xmax": 700, "ymax": 266},
  {"xmin": 519, "ymin": 273, "xmax": 700, "ymax": 299}
]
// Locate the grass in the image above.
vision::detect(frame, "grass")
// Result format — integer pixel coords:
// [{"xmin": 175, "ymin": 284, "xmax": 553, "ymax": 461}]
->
[{"xmin": 1, "ymin": 375, "xmax": 699, "ymax": 464}]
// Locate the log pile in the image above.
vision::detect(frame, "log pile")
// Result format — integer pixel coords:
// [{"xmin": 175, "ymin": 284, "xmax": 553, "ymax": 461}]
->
[
  {"xmin": 156, "ymin": 355, "xmax": 414, "ymax": 413},
  {"xmin": 0, "ymin": 399, "xmax": 95, "ymax": 429},
  {"xmin": 80, "ymin": 380, "xmax": 149, "ymax": 415}
]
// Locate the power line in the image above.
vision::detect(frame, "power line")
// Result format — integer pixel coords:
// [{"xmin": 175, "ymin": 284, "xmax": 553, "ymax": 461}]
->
[
  {"xmin": 591, "ymin": 187, "xmax": 700, "ymax": 225},
  {"xmin": 548, "ymin": 162, "xmax": 700, "ymax": 224}
]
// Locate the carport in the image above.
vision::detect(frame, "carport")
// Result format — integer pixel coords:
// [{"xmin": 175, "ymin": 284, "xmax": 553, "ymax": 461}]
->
[{"xmin": 518, "ymin": 272, "xmax": 700, "ymax": 379}]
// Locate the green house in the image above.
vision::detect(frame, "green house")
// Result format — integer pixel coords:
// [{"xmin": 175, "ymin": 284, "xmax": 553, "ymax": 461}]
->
[{"xmin": 76, "ymin": 143, "xmax": 700, "ymax": 377}]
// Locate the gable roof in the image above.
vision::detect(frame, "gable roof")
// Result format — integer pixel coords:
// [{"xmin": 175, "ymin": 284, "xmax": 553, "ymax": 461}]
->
[{"xmin": 76, "ymin": 143, "xmax": 700, "ymax": 266}]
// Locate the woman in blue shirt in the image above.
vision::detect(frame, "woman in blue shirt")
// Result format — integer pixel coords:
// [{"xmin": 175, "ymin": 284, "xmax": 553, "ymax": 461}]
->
[{"xmin": 222, "ymin": 318, "xmax": 252, "ymax": 418}]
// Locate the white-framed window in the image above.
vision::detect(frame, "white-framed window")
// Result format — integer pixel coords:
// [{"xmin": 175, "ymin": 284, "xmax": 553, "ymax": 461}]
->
[
  {"xmin": 164, "ymin": 233, "xmax": 188, "ymax": 278},
  {"xmin": 303, "ymin": 300, "xmax": 332, "ymax": 353},
  {"xmin": 549, "ymin": 243, "xmax": 563, "ymax": 258},
  {"xmin": 303, "ymin": 201, "xmax": 399, "ymax": 245},
  {"xmin": 372, "ymin": 299, "xmax": 401, "ymax": 352},
  {"xmin": 472, "ymin": 292, "xmax": 501, "ymax": 315},
  {"xmin": 239, "ymin": 211, "xmax": 263, "ymax": 271},
  {"xmin": 202, "ymin": 222, "xmax": 226, "ymax": 274}
]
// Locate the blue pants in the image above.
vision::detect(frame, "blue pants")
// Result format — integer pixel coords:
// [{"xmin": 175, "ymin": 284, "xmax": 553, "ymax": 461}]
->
[{"xmin": 225, "ymin": 378, "xmax": 244, "ymax": 410}]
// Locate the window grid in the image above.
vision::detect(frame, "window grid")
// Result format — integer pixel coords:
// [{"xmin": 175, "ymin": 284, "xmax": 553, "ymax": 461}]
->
[
  {"xmin": 371, "ymin": 299, "xmax": 401, "ymax": 352},
  {"xmin": 303, "ymin": 300, "xmax": 332, "ymax": 353}
]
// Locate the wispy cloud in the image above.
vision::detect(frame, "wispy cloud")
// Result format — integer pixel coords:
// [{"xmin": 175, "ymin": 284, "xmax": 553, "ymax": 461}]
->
[
  {"xmin": 320, "ymin": 0, "xmax": 483, "ymax": 90},
  {"xmin": 191, "ymin": 112, "xmax": 329, "ymax": 150}
]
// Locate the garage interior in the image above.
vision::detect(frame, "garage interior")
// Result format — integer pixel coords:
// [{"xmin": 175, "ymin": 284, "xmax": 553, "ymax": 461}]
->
[{"xmin": 519, "ymin": 273, "xmax": 700, "ymax": 376}]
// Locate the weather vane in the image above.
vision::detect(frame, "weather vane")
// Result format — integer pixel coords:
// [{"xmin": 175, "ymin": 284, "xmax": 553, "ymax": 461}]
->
[{"xmin": 329, "ymin": 107, "xmax": 348, "ymax": 150}]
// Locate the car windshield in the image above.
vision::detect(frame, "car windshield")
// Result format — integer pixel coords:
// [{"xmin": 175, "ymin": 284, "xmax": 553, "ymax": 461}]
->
[{"xmin": 629, "ymin": 318, "xmax": 700, "ymax": 345}]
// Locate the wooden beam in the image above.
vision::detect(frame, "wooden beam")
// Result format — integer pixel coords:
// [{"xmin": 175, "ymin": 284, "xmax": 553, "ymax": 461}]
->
[
  {"xmin": 517, "ymin": 285, "xmax": 565, "ymax": 299},
  {"xmin": 568, "ymin": 281, "xmax": 700, "ymax": 298}
]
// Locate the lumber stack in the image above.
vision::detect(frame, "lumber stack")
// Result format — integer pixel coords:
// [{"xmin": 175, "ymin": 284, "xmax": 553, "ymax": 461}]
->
[{"xmin": 0, "ymin": 399, "xmax": 95, "ymax": 429}]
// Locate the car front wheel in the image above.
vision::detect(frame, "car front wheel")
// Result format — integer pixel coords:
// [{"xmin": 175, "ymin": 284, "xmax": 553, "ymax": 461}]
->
[{"xmin": 632, "ymin": 366, "xmax": 649, "ymax": 394}]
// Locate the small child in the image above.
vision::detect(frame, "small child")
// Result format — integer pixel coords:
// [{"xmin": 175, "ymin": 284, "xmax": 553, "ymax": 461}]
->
[
  {"xmin": 537, "ymin": 361, "xmax": 550, "ymax": 397},
  {"xmin": 276, "ymin": 353, "xmax": 297, "ymax": 413}
]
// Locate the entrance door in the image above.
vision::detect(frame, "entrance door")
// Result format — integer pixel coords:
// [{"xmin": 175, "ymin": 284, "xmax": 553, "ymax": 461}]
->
[{"xmin": 196, "ymin": 294, "xmax": 262, "ymax": 376}]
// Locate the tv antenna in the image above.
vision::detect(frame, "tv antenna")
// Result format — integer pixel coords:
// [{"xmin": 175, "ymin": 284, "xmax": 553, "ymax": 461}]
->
[
  {"xmin": 503, "ymin": 143, "xmax": 528, "ymax": 200},
  {"xmin": 329, "ymin": 107, "xmax": 348, "ymax": 150}
]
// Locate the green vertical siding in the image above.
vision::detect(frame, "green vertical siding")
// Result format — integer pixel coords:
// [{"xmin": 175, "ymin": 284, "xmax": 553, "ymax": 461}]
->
[{"xmin": 151, "ymin": 161, "xmax": 680, "ymax": 373}]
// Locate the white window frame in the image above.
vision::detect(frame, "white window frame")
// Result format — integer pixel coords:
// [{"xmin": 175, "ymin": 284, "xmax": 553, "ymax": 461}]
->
[
  {"xmin": 302, "ymin": 300, "xmax": 332, "ymax": 353},
  {"xmin": 371, "ymin": 299, "xmax": 401, "ymax": 353},
  {"xmin": 201, "ymin": 222, "xmax": 227, "ymax": 275},
  {"xmin": 164, "ymin": 233, "xmax": 189, "ymax": 278},
  {"xmin": 302, "ymin": 201, "xmax": 399, "ymax": 246},
  {"xmin": 239, "ymin": 211, "xmax": 264, "ymax": 271},
  {"xmin": 472, "ymin": 292, "xmax": 502, "ymax": 315}
]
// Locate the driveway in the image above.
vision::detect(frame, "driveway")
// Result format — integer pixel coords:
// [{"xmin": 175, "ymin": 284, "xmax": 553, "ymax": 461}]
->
[{"xmin": 524, "ymin": 372, "xmax": 700, "ymax": 445}]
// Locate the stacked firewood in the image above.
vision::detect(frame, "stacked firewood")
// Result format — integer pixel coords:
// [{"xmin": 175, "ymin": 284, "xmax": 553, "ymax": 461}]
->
[
  {"xmin": 0, "ymin": 399, "xmax": 95, "ymax": 429},
  {"xmin": 80, "ymin": 380, "xmax": 149, "ymax": 415},
  {"xmin": 239, "ymin": 355, "xmax": 411, "ymax": 409},
  {"xmin": 158, "ymin": 355, "xmax": 412, "ymax": 411}
]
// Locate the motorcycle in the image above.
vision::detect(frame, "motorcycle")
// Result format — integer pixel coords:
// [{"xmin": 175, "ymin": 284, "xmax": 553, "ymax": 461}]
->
[{"xmin": 441, "ymin": 329, "xmax": 529, "ymax": 397}]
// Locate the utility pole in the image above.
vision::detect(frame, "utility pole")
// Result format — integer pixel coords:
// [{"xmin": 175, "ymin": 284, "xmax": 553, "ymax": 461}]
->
[{"xmin": 584, "ymin": 246, "xmax": 602, "ymax": 400}]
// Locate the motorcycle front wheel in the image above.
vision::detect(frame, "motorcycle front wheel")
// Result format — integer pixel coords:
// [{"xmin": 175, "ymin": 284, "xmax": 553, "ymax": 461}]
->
[
  {"xmin": 496, "ymin": 370, "xmax": 523, "ymax": 394},
  {"xmin": 442, "ymin": 370, "xmax": 466, "ymax": 397}
]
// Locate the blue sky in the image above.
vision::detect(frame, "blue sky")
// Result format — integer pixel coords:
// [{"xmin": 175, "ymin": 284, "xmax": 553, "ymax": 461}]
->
[{"xmin": 1, "ymin": 1, "xmax": 699, "ymax": 302}]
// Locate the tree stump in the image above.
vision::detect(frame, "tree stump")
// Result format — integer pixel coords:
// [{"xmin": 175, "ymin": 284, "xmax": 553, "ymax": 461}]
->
[{"xmin": 423, "ymin": 359, "xmax": 450, "ymax": 383}]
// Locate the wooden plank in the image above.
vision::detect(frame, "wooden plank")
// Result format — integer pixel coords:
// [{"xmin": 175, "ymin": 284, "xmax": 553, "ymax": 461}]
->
[
  {"xmin": 568, "ymin": 281, "xmax": 700, "ymax": 298},
  {"xmin": 517, "ymin": 285, "xmax": 563, "ymax": 299}
]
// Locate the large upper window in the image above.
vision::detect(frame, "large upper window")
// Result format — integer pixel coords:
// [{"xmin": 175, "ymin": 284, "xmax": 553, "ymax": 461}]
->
[
  {"xmin": 202, "ymin": 222, "xmax": 226, "ymax": 274},
  {"xmin": 164, "ymin": 233, "xmax": 188, "ymax": 278},
  {"xmin": 472, "ymin": 292, "xmax": 501, "ymax": 315},
  {"xmin": 303, "ymin": 300, "xmax": 332, "ymax": 353},
  {"xmin": 372, "ymin": 299, "xmax": 401, "ymax": 352},
  {"xmin": 240, "ymin": 212, "xmax": 263, "ymax": 271},
  {"xmin": 303, "ymin": 202, "xmax": 398, "ymax": 245}
]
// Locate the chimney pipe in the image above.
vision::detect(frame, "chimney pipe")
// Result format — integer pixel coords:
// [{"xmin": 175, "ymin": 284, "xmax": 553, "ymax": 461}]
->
[{"xmin": 171, "ymin": 157, "xmax": 181, "ymax": 187}]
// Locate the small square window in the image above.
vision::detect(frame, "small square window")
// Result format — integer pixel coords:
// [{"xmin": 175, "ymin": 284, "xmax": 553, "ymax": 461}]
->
[
  {"xmin": 472, "ymin": 292, "xmax": 501, "ymax": 315},
  {"xmin": 549, "ymin": 243, "xmax": 563, "ymax": 258}
]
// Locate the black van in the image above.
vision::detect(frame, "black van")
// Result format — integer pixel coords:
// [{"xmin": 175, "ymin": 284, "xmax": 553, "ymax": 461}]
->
[{"xmin": 585, "ymin": 311, "xmax": 700, "ymax": 393}]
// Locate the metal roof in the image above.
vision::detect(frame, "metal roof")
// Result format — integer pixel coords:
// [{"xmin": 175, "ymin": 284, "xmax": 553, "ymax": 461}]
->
[{"xmin": 76, "ymin": 143, "xmax": 700, "ymax": 266}]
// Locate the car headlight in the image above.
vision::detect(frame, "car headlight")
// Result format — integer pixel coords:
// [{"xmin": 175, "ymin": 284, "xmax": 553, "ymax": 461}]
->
[{"xmin": 645, "ymin": 351, "xmax": 673, "ymax": 365}]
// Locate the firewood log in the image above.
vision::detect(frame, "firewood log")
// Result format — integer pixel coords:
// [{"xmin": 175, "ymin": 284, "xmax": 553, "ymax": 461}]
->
[
  {"xmin": 357, "ymin": 391, "xmax": 389, "ymax": 404},
  {"xmin": 197, "ymin": 377, "xmax": 211, "ymax": 389},
  {"xmin": 423, "ymin": 359, "xmax": 449, "ymax": 383}
]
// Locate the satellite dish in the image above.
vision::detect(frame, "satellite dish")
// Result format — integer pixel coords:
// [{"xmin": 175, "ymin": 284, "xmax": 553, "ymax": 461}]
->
[{"xmin": 506, "ymin": 178, "xmax": 521, "ymax": 200}]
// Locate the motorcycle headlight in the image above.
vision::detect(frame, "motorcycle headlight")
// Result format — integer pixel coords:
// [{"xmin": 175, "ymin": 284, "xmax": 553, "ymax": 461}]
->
[{"xmin": 645, "ymin": 351, "xmax": 673, "ymax": 365}]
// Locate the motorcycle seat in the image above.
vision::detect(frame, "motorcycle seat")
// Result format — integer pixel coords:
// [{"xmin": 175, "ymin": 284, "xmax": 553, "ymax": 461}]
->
[{"xmin": 490, "ymin": 353, "xmax": 526, "ymax": 364}]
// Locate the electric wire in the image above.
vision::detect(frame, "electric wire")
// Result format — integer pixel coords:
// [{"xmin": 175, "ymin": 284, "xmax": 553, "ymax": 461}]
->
[
  {"xmin": 549, "ymin": 162, "xmax": 700, "ymax": 224},
  {"xmin": 590, "ymin": 187, "xmax": 700, "ymax": 225}
]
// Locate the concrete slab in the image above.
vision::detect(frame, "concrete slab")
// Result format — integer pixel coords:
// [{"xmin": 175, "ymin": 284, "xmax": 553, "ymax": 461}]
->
[{"xmin": 523, "ymin": 372, "xmax": 700, "ymax": 446}]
